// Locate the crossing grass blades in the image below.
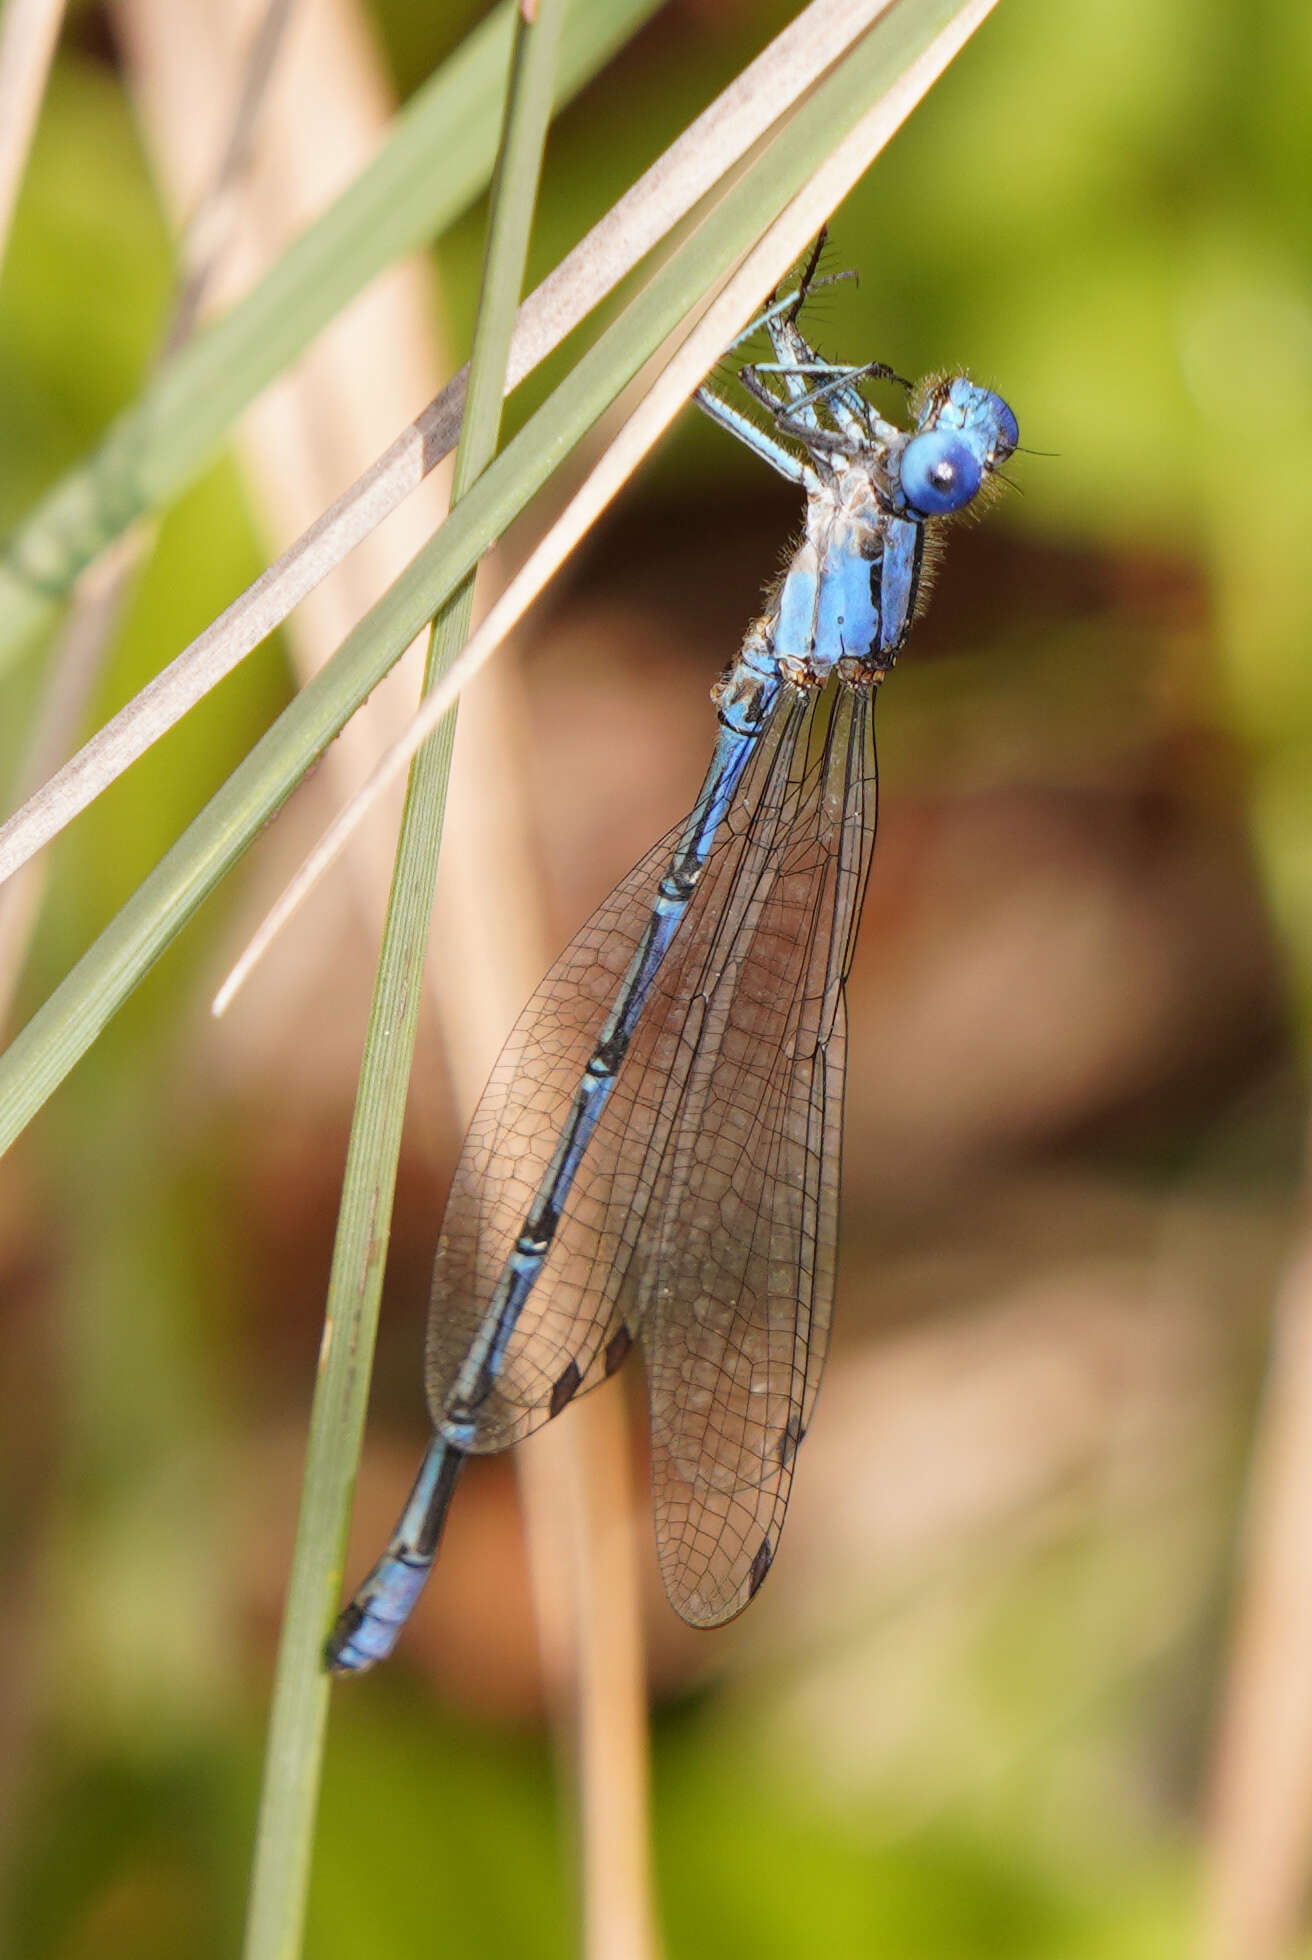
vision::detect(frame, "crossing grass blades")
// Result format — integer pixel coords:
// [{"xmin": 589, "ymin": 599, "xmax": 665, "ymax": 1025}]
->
[{"xmin": 327, "ymin": 237, "xmax": 1019, "ymax": 1671}]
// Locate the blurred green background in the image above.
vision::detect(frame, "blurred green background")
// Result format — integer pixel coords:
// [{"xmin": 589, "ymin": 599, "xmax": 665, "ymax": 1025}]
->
[{"xmin": 2, "ymin": 1, "xmax": 1311, "ymax": 1955}]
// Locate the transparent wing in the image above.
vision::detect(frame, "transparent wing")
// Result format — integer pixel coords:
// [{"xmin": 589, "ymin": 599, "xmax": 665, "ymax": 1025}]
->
[
  {"xmin": 638, "ymin": 683, "xmax": 878, "ymax": 1626},
  {"xmin": 425, "ymin": 692, "xmax": 811, "ymax": 1448}
]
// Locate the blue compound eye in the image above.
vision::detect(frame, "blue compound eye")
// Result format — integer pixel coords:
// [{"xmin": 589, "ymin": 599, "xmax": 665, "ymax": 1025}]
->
[{"xmin": 899, "ymin": 431, "xmax": 983, "ymax": 517}]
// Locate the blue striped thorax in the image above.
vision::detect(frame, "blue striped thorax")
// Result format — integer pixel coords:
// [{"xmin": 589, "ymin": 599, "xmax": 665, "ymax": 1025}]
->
[{"xmin": 703, "ymin": 314, "xmax": 1018, "ymax": 688}]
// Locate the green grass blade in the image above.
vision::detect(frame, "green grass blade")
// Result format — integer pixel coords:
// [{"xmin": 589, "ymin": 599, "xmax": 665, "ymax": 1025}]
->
[
  {"xmin": 0, "ymin": 0, "xmax": 660, "ymax": 669},
  {"xmin": 0, "ymin": 0, "xmax": 985, "ymax": 1153},
  {"xmin": 241, "ymin": 8, "xmax": 568, "ymax": 1956}
]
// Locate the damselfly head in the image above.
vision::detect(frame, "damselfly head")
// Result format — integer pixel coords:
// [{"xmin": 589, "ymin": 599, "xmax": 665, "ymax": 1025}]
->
[{"xmin": 894, "ymin": 377, "xmax": 1019, "ymax": 520}]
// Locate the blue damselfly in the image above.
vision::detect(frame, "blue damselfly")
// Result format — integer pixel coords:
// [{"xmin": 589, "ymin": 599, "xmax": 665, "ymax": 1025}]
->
[{"xmin": 328, "ymin": 244, "xmax": 1018, "ymax": 1671}]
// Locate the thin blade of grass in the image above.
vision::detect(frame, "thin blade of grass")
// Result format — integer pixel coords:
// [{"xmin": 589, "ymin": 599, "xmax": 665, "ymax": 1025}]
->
[
  {"xmin": 0, "ymin": 0, "xmax": 995, "ymax": 1158},
  {"xmin": 1199, "ymin": 1190, "xmax": 1312, "ymax": 1960},
  {"xmin": 0, "ymin": 0, "xmax": 894, "ymax": 886},
  {"xmin": 241, "ymin": 9, "xmax": 569, "ymax": 1957},
  {"xmin": 0, "ymin": 0, "xmax": 65, "ymax": 271}
]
